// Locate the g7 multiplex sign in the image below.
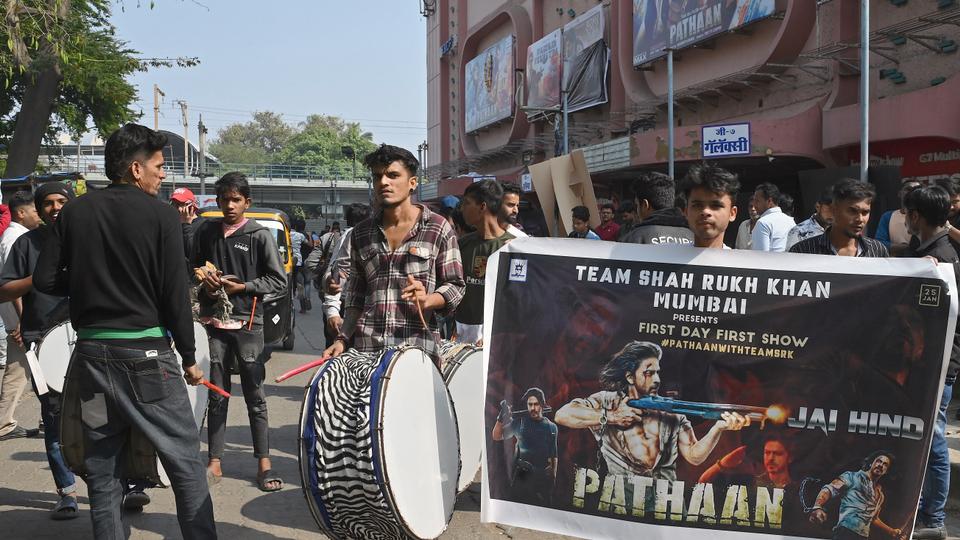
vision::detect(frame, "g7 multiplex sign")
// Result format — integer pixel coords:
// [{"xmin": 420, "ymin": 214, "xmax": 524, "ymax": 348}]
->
[{"xmin": 702, "ymin": 123, "xmax": 751, "ymax": 158}]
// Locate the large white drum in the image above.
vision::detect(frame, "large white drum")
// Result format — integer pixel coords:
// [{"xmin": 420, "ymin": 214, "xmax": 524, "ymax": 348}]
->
[
  {"xmin": 299, "ymin": 347, "xmax": 460, "ymax": 539},
  {"xmin": 439, "ymin": 340, "xmax": 485, "ymax": 493},
  {"xmin": 173, "ymin": 321, "xmax": 212, "ymax": 429},
  {"xmin": 35, "ymin": 321, "xmax": 76, "ymax": 393}
]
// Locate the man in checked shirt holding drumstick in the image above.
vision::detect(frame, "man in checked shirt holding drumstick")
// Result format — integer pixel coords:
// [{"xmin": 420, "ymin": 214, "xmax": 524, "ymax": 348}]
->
[{"xmin": 323, "ymin": 144, "xmax": 465, "ymax": 363}]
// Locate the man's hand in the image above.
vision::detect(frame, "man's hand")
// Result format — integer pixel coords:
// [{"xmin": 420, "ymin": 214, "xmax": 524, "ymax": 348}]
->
[
  {"xmin": 326, "ymin": 314, "xmax": 343, "ymax": 335},
  {"xmin": 809, "ymin": 509, "xmax": 827, "ymax": 525},
  {"xmin": 178, "ymin": 204, "xmax": 197, "ymax": 224},
  {"xmin": 221, "ymin": 277, "xmax": 246, "ymax": 296},
  {"xmin": 323, "ymin": 339, "xmax": 345, "ymax": 359},
  {"xmin": 608, "ymin": 402, "xmax": 645, "ymax": 427},
  {"xmin": 401, "ymin": 274, "xmax": 428, "ymax": 308},
  {"xmin": 325, "ymin": 271, "xmax": 346, "ymax": 295},
  {"xmin": 183, "ymin": 364, "xmax": 203, "ymax": 386},
  {"xmin": 202, "ymin": 271, "xmax": 222, "ymax": 294},
  {"xmin": 716, "ymin": 411, "xmax": 751, "ymax": 431},
  {"xmin": 9, "ymin": 324, "xmax": 23, "ymax": 350}
]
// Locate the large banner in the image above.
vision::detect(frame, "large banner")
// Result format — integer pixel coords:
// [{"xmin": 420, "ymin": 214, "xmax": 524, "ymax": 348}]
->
[
  {"xmin": 526, "ymin": 29, "xmax": 562, "ymax": 110},
  {"xmin": 563, "ymin": 4, "xmax": 608, "ymax": 113},
  {"xmin": 482, "ymin": 239, "xmax": 956, "ymax": 539},
  {"xmin": 465, "ymin": 35, "xmax": 515, "ymax": 133},
  {"xmin": 633, "ymin": 0, "xmax": 777, "ymax": 67}
]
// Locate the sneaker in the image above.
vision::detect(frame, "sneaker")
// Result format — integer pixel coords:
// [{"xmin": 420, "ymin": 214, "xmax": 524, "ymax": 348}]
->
[
  {"xmin": 913, "ymin": 525, "xmax": 947, "ymax": 540},
  {"xmin": 0, "ymin": 425, "xmax": 40, "ymax": 441},
  {"xmin": 122, "ymin": 489, "xmax": 151, "ymax": 512}
]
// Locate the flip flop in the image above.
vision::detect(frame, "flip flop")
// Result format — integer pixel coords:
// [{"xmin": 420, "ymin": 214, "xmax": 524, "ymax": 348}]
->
[
  {"xmin": 51, "ymin": 495, "xmax": 78, "ymax": 520},
  {"xmin": 256, "ymin": 470, "xmax": 283, "ymax": 492}
]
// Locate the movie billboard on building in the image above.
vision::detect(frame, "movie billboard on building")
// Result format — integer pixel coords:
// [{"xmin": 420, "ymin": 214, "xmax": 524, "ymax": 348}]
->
[
  {"xmin": 633, "ymin": 0, "xmax": 777, "ymax": 67},
  {"xmin": 526, "ymin": 29, "xmax": 563, "ymax": 110},
  {"xmin": 465, "ymin": 35, "xmax": 515, "ymax": 133},
  {"xmin": 481, "ymin": 238, "xmax": 955, "ymax": 540}
]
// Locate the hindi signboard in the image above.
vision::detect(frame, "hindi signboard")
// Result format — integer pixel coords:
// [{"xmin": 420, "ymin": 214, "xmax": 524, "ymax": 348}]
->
[
  {"xmin": 702, "ymin": 123, "xmax": 751, "ymax": 158},
  {"xmin": 482, "ymin": 238, "xmax": 955, "ymax": 540},
  {"xmin": 633, "ymin": 0, "xmax": 777, "ymax": 67},
  {"xmin": 526, "ymin": 29, "xmax": 563, "ymax": 110},
  {"xmin": 465, "ymin": 35, "xmax": 515, "ymax": 133}
]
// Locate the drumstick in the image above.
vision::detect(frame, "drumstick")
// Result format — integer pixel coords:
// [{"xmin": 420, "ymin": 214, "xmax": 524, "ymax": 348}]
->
[
  {"xmin": 201, "ymin": 379, "xmax": 231, "ymax": 398},
  {"xmin": 274, "ymin": 355, "xmax": 332, "ymax": 383},
  {"xmin": 247, "ymin": 297, "xmax": 258, "ymax": 331}
]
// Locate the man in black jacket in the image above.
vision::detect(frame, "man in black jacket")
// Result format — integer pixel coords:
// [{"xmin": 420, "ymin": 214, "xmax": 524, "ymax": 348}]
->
[
  {"xmin": 34, "ymin": 124, "xmax": 216, "ymax": 539},
  {"xmin": 620, "ymin": 172, "xmax": 693, "ymax": 245},
  {"xmin": 192, "ymin": 172, "xmax": 286, "ymax": 492},
  {"xmin": 903, "ymin": 185, "xmax": 957, "ymax": 540}
]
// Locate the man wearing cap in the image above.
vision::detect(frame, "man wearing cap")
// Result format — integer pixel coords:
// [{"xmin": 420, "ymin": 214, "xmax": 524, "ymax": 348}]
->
[
  {"xmin": 0, "ymin": 182, "xmax": 78, "ymax": 518},
  {"xmin": 171, "ymin": 187, "xmax": 199, "ymax": 260}
]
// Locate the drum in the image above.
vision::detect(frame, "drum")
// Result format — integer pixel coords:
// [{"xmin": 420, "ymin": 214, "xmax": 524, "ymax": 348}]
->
[
  {"xmin": 299, "ymin": 347, "xmax": 460, "ymax": 539},
  {"xmin": 439, "ymin": 340, "xmax": 484, "ymax": 493},
  {"xmin": 35, "ymin": 321, "xmax": 77, "ymax": 393},
  {"xmin": 174, "ymin": 321, "xmax": 213, "ymax": 429}
]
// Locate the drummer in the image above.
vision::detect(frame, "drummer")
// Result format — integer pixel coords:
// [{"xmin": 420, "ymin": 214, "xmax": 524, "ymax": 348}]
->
[
  {"xmin": 33, "ymin": 124, "xmax": 217, "ymax": 539},
  {"xmin": 0, "ymin": 183, "xmax": 76, "ymax": 519},
  {"xmin": 323, "ymin": 144, "xmax": 465, "ymax": 361}
]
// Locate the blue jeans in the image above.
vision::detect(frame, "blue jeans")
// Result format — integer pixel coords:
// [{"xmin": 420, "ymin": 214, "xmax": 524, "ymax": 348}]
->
[
  {"xmin": 38, "ymin": 391, "xmax": 76, "ymax": 494},
  {"xmin": 74, "ymin": 341, "xmax": 217, "ymax": 540},
  {"xmin": 918, "ymin": 380, "xmax": 953, "ymax": 527}
]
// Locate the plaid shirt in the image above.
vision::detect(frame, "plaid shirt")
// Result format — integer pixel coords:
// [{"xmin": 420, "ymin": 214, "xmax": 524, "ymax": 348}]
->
[
  {"xmin": 342, "ymin": 205, "xmax": 465, "ymax": 358},
  {"xmin": 788, "ymin": 228, "xmax": 889, "ymax": 257}
]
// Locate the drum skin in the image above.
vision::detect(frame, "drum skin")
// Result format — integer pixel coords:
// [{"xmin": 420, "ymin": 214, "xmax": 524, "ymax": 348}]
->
[
  {"xmin": 299, "ymin": 347, "xmax": 460, "ymax": 540},
  {"xmin": 439, "ymin": 341, "xmax": 485, "ymax": 493},
  {"xmin": 36, "ymin": 322, "xmax": 76, "ymax": 393}
]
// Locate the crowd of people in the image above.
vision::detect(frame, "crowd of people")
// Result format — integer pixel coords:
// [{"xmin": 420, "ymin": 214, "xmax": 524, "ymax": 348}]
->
[{"xmin": 0, "ymin": 123, "xmax": 954, "ymax": 540}]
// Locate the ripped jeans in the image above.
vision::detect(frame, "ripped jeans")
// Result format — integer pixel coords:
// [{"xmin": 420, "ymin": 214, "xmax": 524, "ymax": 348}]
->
[{"xmin": 206, "ymin": 327, "xmax": 269, "ymax": 460}]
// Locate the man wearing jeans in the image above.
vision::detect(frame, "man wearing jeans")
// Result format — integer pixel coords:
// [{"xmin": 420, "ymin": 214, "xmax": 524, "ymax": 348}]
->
[
  {"xmin": 0, "ymin": 183, "xmax": 76, "ymax": 518},
  {"xmin": 34, "ymin": 124, "xmax": 216, "ymax": 539},
  {"xmin": 902, "ymin": 186, "xmax": 957, "ymax": 540}
]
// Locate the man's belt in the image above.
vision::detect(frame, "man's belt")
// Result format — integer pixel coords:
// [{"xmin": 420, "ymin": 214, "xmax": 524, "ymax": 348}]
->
[{"xmin": 76, "ymin": 327, "xmax": 167, "ymax": 340}]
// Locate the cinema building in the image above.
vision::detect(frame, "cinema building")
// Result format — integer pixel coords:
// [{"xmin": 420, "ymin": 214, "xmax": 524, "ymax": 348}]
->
[{"xmin": 419, "ymin": 0, "xmax": 960, "ymax": 230}]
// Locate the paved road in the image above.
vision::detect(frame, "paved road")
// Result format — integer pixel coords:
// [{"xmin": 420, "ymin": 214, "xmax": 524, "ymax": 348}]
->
[
  {"xmin": 3, "ymin": 306, "xmax": 960, "ymax": 538},
  {"xmin": 0, "ymin": 307, "xmax": 567, "ymax": 539}
]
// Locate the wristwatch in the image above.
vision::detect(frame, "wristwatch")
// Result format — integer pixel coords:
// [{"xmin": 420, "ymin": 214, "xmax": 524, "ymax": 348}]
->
[{"xmin": 335, "ymin": 333, "xmax": 351, "ymax": 347}]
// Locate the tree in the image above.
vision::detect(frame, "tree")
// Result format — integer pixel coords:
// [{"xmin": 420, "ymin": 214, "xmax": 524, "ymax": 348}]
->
[
  {"xmin": 278, "ymin": 114, "xmax": 375, "ymax": 177},
  {"xmin": 1, "ymin": 0, "xmax": 141, "ymax": 177},
  {"xmin": 209, "ymin": 111, "xmax": 294, "ymax": 164}
]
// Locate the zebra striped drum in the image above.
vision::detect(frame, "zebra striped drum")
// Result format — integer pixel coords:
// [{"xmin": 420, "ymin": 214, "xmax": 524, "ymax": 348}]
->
[
  {"xmin": 299, "ymin": 347, "xmax": 460, "ymax": 539},
  {"xmin": 439, "ymin": 340, "xmax": 484, "ymax": 493}
]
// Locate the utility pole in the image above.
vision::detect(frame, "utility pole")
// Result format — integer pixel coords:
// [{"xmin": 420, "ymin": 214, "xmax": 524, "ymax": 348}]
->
[
  {"xmin": 198, "ymin": 114, "xmax": 208, "ymax": 196},
  {"xmin": 153, "ymin": 84, "xmax": 165, "ymax": 131},
  {"xmin": 859, "ymin": 0, "xmax": 870, "ymax": 182},
  {"xmin": 176, "ymin": 100, "xmax": 189, "ymax": 188},
  {"xmin": 667, "ymin": 49, "xmax": 675, "ymax": 181}
]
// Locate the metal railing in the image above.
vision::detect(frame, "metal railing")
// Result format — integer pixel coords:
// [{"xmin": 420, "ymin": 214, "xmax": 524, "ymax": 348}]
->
[{"xmin": 38, "ymin": 154, "xmax": 370, "ymax": 185}]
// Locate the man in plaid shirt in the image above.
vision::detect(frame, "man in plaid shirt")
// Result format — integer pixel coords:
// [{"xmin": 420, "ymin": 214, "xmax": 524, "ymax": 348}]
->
[{"xmin": 324, "ymin": 145, "xmax": 464, "ymax": 361}]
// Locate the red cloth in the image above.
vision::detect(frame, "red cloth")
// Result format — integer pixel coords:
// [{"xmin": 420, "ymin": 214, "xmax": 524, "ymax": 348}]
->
[
  {"xmin": 0, "ymin": 205, "xmax": 10, "ymax": 237},
  {"xmin": 595, "ymin": 220, "xmax": 620, "ymax": 241}
]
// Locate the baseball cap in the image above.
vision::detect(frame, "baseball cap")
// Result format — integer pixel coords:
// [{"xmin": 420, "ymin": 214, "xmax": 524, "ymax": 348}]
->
[
  {"xmin": 440, "ymin": 195, "xmax": 460, "ymax": 210},
  {"xmin": 171, "ymin": 187, "xmax": 196, "ymax": 205}
]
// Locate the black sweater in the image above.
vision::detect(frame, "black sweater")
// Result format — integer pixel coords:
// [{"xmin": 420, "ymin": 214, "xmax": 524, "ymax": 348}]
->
[
  {"xmin": 191, "ymin": 218, "xmax": 286, "ymax": 325},
  {"xmin": 34, "ymin": 183, "xmax": 197, "ymax": 367}
]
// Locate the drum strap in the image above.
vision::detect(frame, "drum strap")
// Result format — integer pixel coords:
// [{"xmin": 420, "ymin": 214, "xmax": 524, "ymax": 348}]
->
[{"xmin": 76, "ymin": 326, "xmax": 167, "ymax": 340}]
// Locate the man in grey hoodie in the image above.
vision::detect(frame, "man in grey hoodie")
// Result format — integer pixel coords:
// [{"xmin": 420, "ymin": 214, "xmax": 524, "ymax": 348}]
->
[{"xmin": 619, "ymin": 172, "xmax": 694, "ymax": 245}]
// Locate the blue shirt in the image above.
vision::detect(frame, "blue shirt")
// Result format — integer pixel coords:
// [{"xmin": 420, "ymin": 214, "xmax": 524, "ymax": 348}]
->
[
  {"xmin": 751, "ymin": 207, "xmax": 797, "ymax": 252},
  {"xmin": 827, "ymin": 470, "xmax": 884, "ymax": 537}
]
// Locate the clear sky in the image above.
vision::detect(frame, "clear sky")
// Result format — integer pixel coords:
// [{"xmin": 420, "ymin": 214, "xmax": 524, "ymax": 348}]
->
[{"xmin": 110, "ymin": 1, "xmax": 427, "ymax": 158}]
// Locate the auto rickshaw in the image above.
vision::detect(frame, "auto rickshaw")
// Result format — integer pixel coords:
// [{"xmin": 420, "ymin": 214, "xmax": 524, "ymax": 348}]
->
[{"xmin": 199, "ymin": 206, "xmax": 296, "ymax": 350}]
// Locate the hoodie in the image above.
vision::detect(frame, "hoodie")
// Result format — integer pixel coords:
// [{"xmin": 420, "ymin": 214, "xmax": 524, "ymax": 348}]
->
[
  {"xmin": 908, "ymin": 230, "xmax": 960, "ymax": 381},
  {"xmin": 620, "ymin": 208, "xmax": 694, "ymax": 245},
  {"xmin": 192, "ymin": 218, "xmax": 287, "ymax": 326}
]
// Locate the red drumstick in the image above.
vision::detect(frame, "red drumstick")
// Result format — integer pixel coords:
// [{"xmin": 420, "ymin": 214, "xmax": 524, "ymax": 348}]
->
[
  {"xmin": 247, "ymin": 297, "xmax": 258, "ymax": 331},
  {"xmin": 202, "ymin": 379, "xmax": 231, "ymax": 398},
  {"xmin": 274, "ymin": 355, "xmax": 331, "ymax": 383}
]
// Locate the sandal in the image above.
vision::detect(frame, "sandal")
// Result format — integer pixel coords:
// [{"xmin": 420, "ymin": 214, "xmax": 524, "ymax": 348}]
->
[
  {"xmin": 256, "ymin": 470, "xmax": 283, "ymax": 492},
  {"xmin": 51, "ymin": 494, "xmax": 78, "ymax": 520}
]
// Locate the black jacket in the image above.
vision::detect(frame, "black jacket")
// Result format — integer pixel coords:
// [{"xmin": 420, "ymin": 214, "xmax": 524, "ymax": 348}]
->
[
  {"xmin": 192, "ymin": 218, "xmax": 286, "ymax": 326},
  {"xmin": 34, "ymin": 184, "xmax": 197, "ymax": 366},
  {"xmin": 620, "ymin": 208, "xmax": 694, "ymax": 245},
  {"xmin": 909, "ymin": 230, "xmax": 960, "ymax": 380}
]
